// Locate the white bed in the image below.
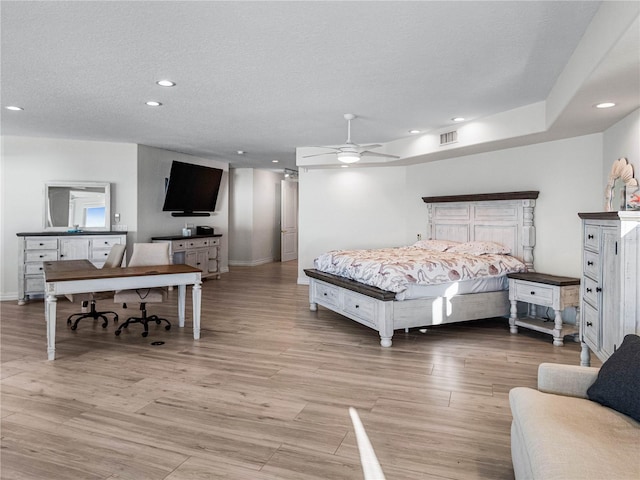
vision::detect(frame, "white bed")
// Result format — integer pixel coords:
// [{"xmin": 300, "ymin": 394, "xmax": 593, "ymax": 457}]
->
[{"xmin": 305, "ymin": 191, "xmax": 539, "ymax": 347}]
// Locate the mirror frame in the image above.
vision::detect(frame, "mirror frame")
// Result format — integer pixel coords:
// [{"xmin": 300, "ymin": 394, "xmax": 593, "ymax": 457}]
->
[
  {"xmin": 605, "ymin": 157, "xmax": 638, "ymax": 212},
  {"xmin": 44, "ymin": 181, "xmax": 111, "ymax": 231}
]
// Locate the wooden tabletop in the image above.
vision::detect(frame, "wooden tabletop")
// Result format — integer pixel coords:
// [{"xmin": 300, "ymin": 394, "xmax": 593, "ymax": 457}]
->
[
  {"xmin": 506, "ymin": 272, "xmax": 580, "ymax": 286},
  {"xmin": 44, "ymin": 260, "xmax": 201, "ymax": 283}
]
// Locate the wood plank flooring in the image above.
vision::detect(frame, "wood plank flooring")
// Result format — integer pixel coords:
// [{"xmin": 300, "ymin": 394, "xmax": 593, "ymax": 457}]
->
[{"xmin": 1, "ymin": 261, "xmax": 592, "ymax": 479}]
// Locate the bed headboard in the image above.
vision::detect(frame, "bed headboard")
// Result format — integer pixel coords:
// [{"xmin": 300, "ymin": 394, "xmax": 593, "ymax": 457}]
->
[{"xmin": 422, "ymin": 191, "xmax": 539, "ymax": 271}]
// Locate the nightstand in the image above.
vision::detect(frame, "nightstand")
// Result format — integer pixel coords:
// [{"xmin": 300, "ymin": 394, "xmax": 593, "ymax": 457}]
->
[{"xmin": 507, "ymin": 272, "xmax": 580, "ymax": 346}]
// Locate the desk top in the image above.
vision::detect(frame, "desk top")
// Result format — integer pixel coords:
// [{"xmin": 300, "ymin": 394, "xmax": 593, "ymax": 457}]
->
[{"xmin": 44, "ymin": 260, "xmax": 201, "ymax": 283}]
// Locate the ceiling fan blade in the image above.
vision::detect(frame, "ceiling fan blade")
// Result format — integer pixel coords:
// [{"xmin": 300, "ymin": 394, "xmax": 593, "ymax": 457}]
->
[
  {"xmin": 302, "ymin": 151, "xmax": 337, "ymax": 158},
  {"xmin": 307, "ymin": 146, "xmax": 340, "ymax": 150},
  {"xmin": 360, "ymin": 150, "xmax": 400, "ymax": 159},
  {"xmin": 356, "ymin": 144, "xmax": 382, "ymax": 150}
]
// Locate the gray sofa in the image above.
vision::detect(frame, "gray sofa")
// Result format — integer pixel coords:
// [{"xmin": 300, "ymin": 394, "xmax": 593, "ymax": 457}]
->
[{"xmin": 509, "ymin": 363, "xmax": 640, "ymax": 479}]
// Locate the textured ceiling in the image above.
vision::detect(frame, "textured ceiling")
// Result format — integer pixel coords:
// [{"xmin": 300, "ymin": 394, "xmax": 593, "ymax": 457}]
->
[{"xmin": 0, "ymin": 1, "xmax": 625, "ymax": 170}]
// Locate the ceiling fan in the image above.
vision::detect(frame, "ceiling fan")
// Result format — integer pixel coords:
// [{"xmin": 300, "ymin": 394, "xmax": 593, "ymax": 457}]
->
[{"xmin": 303, "ymin": 114, "xmax": 400, "ymax": 164}]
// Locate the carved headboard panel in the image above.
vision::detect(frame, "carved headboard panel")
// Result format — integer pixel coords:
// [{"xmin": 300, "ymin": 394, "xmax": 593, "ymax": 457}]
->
[{"xmin": 422, "ymin": 191, "xmax": 539, "ymax": 271}]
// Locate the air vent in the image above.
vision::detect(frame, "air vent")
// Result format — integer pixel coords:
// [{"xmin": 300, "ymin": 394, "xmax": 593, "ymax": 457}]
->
[{"xmin": 440, "ymin": 130, "xmax": 458, "ymax": 146}]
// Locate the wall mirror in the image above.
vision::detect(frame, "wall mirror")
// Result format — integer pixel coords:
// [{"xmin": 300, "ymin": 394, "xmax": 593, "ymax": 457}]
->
[
  {"xmin": 605, "ymin": 158, "xmax": 638, "ymax": 211},
  {"xmin": 44, "ymin": 181, "xmax": 111, "ymax": 231}
]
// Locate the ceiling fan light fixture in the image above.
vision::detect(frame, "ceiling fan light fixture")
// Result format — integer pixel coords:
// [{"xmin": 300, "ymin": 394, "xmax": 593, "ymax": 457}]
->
[{"xmin": 337, "ymin": 151, "xmax": 361, "ymax": 163}]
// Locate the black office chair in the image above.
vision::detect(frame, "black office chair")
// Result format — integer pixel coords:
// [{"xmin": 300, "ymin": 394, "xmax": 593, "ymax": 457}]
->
[
  {"xmin": 66, "ymin": 244, "xmax": 126, "ymax": 330},
  {"xmin": 114, "ymin": 243, "xmax": 172, "ymax": 337}
]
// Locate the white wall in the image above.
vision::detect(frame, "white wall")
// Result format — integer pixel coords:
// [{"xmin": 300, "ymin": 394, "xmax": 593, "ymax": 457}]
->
[
  {"xmin": 603, "ymin": 108, "xmax": 639, "ymax": 194},
  {"xmin": 0, "ymin": 136, "xmax": 138, "ymax": 299},
  {"xmin": 298, "ymin": 133, "xmax": 604, "ymax": 283},
  {"xmin": 228, "ymin": 168, "xmax": 283, "ymax": 266},
  {"xmin": 298, "ymin": 166, "xmax": 409, "ymax": 282},
  {"xmin": 136, "ymin": 145, "xmax": 229, "ymax": 273}
]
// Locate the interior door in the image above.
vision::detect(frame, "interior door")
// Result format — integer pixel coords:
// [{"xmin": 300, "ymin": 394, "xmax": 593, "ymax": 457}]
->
[{"xmin": 281, "ymin": 179, "xmax": 298, "ymax": 262}]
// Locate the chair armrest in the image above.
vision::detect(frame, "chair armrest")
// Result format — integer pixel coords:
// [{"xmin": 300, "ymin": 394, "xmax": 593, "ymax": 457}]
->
[{"xmin": 537, "ymin": 363, "xmax": 600, "ymax": 399}]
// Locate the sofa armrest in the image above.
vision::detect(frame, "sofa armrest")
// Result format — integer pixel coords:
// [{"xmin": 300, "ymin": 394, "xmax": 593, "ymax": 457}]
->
[{"xmin": 537, "ymin": 363, "xmax": 600, "ymax": 399}]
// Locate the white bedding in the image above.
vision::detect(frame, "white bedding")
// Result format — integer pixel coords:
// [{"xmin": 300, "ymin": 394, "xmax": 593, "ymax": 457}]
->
[
  {"xmin": 394, "ymin": 276, "xmax": 508, "ymax": 300},
  {"xmin": 313, "ymin": 244, "xmax": 526, "ymax": 295}
]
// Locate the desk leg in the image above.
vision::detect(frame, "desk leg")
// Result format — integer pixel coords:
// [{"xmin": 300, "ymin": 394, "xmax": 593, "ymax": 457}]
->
[
  {"xmin": 45, "ymin": 293, "xmax": 57, "ymax": 360},
  {"xmin": 178, "ymin": 284, "xmax": 186, "ymax": 328},
  {"xmin": 192, "ymin": 280, "xmax": 201, "ymax": 340}
]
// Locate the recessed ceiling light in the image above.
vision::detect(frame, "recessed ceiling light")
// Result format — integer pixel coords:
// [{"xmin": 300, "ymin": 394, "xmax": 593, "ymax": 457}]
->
[
  {"xmin": 5, "ymin": 106, "xmax": 24, "ymax": 111},
  {"xmin": 409, "ymin": 129, "xmax": 421, "ymax": 134},
  {"xmin": 452, "ymin": 117, "xmax": 465, "ymax": 122},
  {"xmin": 237, "ymin": 150, "xmax": 245, "ymax": 155},
  {"xmin": 272, "ymin": 160, "xmax": 279, "ymax": 163},
  {"xmin": 596, "ymin": 102, "xmax": 616, "ymax": 109},
  {"xmin": 146, "ymin": 101, "xmax": 162, "ymax": 107},
  {"xmin": 156, "ymin": 80, "xmax": 176, "ymax": 87}
]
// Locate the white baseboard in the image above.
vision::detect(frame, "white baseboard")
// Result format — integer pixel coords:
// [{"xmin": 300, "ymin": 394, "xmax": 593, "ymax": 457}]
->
[
  {"xmin": 228, "ymin": 257, "xmax": 274, "ymax": 267},
  {"xmin": 0, "ymin": 292, "xmax": 19, "ymax": 302}
]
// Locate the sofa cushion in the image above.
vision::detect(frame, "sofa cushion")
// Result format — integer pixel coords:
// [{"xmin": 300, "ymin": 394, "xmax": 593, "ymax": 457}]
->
[
  {"xmin": 509, "ymin": 387, "xmax": 640, "ymax": 479},
  {"xmin": 587, "ymin": 333, "xmax": 640, "ymax": 422}
]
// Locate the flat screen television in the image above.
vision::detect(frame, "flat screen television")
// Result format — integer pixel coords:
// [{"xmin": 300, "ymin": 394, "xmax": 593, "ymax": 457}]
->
[{"xmin": 162, "ymin": 161, "xmax": 223, "ymax": 217}]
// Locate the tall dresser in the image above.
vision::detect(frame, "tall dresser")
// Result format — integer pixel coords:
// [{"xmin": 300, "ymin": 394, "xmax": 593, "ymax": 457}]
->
[
  {"xmin": 16, "ymin": 231, "xmax": 127, "ymax": 305},
  {"xmin": 578, "ymin": 212, "xmax": 639, "ymax": 366}
]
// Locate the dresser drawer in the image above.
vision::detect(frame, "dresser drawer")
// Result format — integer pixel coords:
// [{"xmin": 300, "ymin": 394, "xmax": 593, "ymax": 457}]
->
[
  {"xmin": 25, "ymin": 238, "xmax": 58, "ymax": 250},
  {"xmin": 91, "ymin": 237, "xmax": 121, "ymax": 249},
  {"xmin": 314, "ymin": 282, "xmax": 340, "ymax": 308},
  {"xmin": 583, "ymin": 250, "xmax": 599, "ymax": 280},
  {"xmin": 343, "ymin": 291, "xmax": 376, "ymax": 327},
  {"xmin": 25, "ymin": 250, "xmax": 58, "ymax": 262},
  {"xmin": 583, "ymin": 224, "xmax": 600, "ymax": 251},
  {"xmin": 582, "ymin": 302, "xmax": 600, "ymax": 348},
  {"xmin": 185, "ymin": 238, "xmax": 209, "ymax": 249},
  {"xmin": 582, "ymin": 276, "xmax": 599, "ymax": 308},
  {"xmin": 209, "ymin": 238, "xmax": 220, "ymax": 246},
  {"xmin": 25, "ymin": 276, "xmax": 45, "ymax": 293},
  {"xmin": 514, "ymin": 281, "xmax": 554, "ymax": 306},
  {"xmin": 91, "ymin": 248, "xmax": 113, "ymax": 262},
  {"xmin": 171, "ymin": 240, "xmax": 188, "ymax": 251},
  {"xmin": 25, "ymin": 263, "xmax": 46, "ymax": 275}
]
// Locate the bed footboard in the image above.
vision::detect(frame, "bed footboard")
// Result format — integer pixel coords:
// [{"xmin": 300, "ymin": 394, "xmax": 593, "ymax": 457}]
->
[{"xmin": 305, "ymin": 269, "xmax": 509, "ymax": 347}]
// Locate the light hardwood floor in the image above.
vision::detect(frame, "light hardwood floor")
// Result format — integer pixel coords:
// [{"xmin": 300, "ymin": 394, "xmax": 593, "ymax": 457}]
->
[{"xmin": 1, "ymin": 261, "xmax": 591, "ymax": 480}]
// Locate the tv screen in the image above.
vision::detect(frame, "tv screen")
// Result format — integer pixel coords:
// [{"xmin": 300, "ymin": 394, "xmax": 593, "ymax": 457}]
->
[{"xmin": 162, "ymin": 161, "xmax": 223, "ymax": 216}]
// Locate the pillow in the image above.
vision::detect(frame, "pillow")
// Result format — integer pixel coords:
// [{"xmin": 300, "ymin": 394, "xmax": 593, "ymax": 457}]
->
[
  {"xmin": 411, "ymin": 239, "xmax": 460, "ymax": 252},
  {"xmin": 446, "ymin": 241, "xmax": 511, "ymax": 255},
  {"xmin": 587, "ymin": 334, "xmax": 640, "ymax": 422}
]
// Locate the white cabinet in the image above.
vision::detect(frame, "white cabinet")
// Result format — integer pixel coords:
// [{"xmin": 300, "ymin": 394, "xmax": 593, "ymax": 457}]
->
[
  {"xmin": 17, "ymin": 232, "xmax": 127, "ymax": 305},
  {"xmin": 578, "ymin": 212, "xmax": 640, "ymax": 365},
  {"xmin": 152, "ymin": 235, "xmax": 221, "ymax": 279}
]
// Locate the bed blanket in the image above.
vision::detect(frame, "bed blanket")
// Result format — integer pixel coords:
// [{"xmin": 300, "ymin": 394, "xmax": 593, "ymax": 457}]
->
[{"xmin": 313, "ymin": 247, "xmax": 526, "ymax": 293}]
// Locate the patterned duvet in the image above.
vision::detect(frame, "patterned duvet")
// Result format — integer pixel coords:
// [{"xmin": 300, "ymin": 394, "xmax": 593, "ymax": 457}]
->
[{"xmin": 313, "ymin": 246, "xmax": 527, "ymax": 293}]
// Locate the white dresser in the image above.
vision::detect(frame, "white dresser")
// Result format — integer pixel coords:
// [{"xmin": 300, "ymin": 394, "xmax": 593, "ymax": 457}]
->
[
  {"xmin": 151, "ymin": 234, "xmax": 222, "ymax": 279},
  {"xmin": 578, "ymin": 212, "xmax": 640, "ymax": 365},
  {"xmin": 17, "ymin": 231, "xmax": 127, "ymax": 305}
]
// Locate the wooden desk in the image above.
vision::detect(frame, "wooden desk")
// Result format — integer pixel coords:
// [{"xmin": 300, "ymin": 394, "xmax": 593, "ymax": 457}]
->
[{"xmin": 44, "ymin": 260, "xmax": 202, "ymax": 360}]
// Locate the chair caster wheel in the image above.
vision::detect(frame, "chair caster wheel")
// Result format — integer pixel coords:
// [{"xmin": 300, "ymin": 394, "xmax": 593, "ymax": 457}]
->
[
  {"xmin": 115, "ymin": 330, "xmax": 121, "ymax": 336},
  {"xmin": 101, "ymin": 322, "xmax": 108, "ymax": 328},
  {"xmin": 67, "ymin": 319, "xmax": 72, "ymax": 326},
  {"xmin": 70, "ymin": 325, "xmax": 77, "ymax": 331},
  {"xmin": 165, "ymin": 325, "xmax": 171, "ymax": 331},
  {"xmin": 155, "ymin": 319, "xmax": 161, "ymax": 325},
  {"xmin": 142, "ymin": 332, "xmax": 148, "ymax": 338}
]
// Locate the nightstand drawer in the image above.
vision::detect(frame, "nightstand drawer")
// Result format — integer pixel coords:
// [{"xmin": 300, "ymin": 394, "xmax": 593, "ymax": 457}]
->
[{"xmin": 514, "ymin": 281, "xmax": 554, "ymax": 306}]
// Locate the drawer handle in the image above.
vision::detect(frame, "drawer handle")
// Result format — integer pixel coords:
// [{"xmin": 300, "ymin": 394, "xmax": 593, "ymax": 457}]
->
[
  {"xmin": 586, "ymin": 321, "xmax": 593, "ymax": 327},
  {"xmin": 586, "ymin": 288, "xmax": 592, "ymax": 293},
  {"xmin": 104, "ymin": 241, "xmax": 109, "ymax": 245},
  {"xmin": 323, "ymin": 292, "xmax": 327, "ymax": 296},
  {"xmin": 60, "ymin": 254, "xmax": 64, "ymax": 258},
  {"xmin": 39, "ymin": 242, "xmax": 44, "ymax": 246},
  {"xmin": 587, "ymin": 234, "xmax": 594, "ymax": 239},
  {"xmin": 596, "ymin": 287, "xmax": 602, "ymax": 293},
  {"xmin": 530, "ymin": 291, "xmax": 535, "ymax": 295},
  {"xmin": 587, "ymin": 261, "xmax": 593, "ymax": 266},
  {"xmin": 39, "ymin": 267, "xmax": 43, "ymax": 271},
  {"xmin": 190, "ymin": 243, "xmax": 194, "ymax": 246},
  {"xmin": 355, "ymin": 305, "xmax": 360, "ymax": 309}
]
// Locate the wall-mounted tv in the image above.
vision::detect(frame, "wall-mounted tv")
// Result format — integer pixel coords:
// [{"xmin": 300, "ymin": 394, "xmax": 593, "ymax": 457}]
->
[{"xmin": 162, "ymin": 161, "xmax": 223, "ymax": 217}]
